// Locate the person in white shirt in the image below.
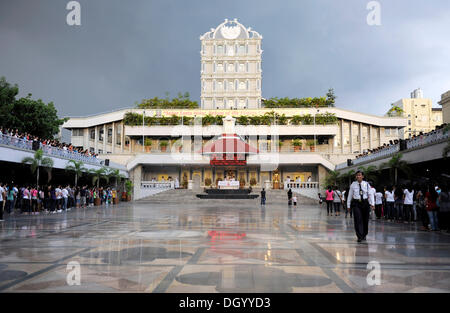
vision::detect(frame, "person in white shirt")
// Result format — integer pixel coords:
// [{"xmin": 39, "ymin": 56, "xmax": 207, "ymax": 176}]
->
[
  {"xmin": 384, "ymin": 186, "xmax": 395, "ymax": 221},
  {"xmin": 375, "ymin": 189, "xmax": 383, "ymax": 219},
  {"xmin": 403, "ymin": 185, "xmax": 415, "ymax": 223},
  {"xmin": 0, "ymin": 183, "xmax": 5, "ymax": 221},
  {"xmin": 55, "ymin": 186, "xmax": 62, "ymax": 212},
  {"xmin": 347, "ymin": 171, "xmax": 375, "ymax": 243},
  {"xmin": 62, "ymin": 187, "xmax": 69, "ymax": 211}
]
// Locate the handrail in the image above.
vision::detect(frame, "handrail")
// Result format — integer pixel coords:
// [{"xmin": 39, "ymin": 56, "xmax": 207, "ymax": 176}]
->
[{"xmin": 0, "ymin": 133, "xmax": 102, "ymax": 165}]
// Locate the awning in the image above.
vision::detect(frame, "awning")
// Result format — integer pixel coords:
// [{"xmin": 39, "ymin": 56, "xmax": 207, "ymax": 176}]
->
[{"xmin": 200, "ymin": 134, "xmax": 259, "ymax": 155}]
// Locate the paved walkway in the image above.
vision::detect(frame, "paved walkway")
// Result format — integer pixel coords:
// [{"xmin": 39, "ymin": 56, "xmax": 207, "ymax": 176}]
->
[{"xmin": 0, "ymin": 198, "xmax": 449, "ymax": 292}]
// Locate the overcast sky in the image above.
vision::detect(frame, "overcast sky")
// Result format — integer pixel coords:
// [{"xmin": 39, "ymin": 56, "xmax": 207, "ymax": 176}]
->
[{"xmin": 0, "ymin": 0, "xmax": 449, "ymax": 118}]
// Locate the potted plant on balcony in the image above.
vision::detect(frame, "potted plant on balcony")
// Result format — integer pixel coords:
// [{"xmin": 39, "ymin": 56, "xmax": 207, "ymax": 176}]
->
[
  {"xmin": 204, "ymin": 177, "xmax": 212, "ymax": 187},
  {"xmin": 239, "ymin": 177, "xmax": 246, "ymax": 189},
  {"xmin": 125, "ymin": 180, "xmax": 133, "ymax": 201},
  {"xmin": 250, "ymin": 177, "xmax": 257, "ymax": 187},
  {"xmin": 292, "ymin": 139, "xmax": 302, "ymax": 152},
  {"xmin": 160, "ymin": 140, "xmax": 169, "ymax": 152},
  {"xmin": 307, "ymin": 139, "xmax": 317, "ymax": 152},
  {"xmin": 144, "ymin": 138, "xmax": 152, "ymax": 152}
]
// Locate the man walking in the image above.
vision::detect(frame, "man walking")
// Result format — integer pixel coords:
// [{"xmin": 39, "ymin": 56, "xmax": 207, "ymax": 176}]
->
[
  {"xmin": 347, "ymin": 171, "xmax": 375, "ymax": 243},
  {"xmin": 260, "ymin": 188, "xmax": 266, "ymax": 205}
]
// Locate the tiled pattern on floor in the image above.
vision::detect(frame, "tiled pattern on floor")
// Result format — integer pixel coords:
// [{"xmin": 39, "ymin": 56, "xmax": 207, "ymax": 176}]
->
[{"xmin": 0, "ymin": 200, "xmax": 449, "ymax": 292}]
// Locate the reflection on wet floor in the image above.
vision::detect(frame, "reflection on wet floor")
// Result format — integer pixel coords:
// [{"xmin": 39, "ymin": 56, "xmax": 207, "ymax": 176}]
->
[{"xmin": 0, "ymin": 199, "xmax": 449, "ymax": 292}]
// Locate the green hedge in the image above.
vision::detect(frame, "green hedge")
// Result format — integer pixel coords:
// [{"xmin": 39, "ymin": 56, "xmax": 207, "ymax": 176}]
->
[{"xmin": 124, "ymin": 111, "xmax": 338, "ymax": 126}]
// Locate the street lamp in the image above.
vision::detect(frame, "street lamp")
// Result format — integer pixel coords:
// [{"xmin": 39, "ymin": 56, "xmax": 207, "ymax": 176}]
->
[
  {"xmin": 313, "ymin": 108, "xmax": 319, "ymax": 152},
  {"xmin": 142, "ymin": 109, "xmax": 145, "ymax": 153}
]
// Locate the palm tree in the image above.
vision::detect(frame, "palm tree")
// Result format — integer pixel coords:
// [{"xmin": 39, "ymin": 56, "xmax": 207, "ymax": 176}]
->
[
  {"xmin": 324, "ymin": 170, "xmax": 340, "ymax": 188},
  {"xmin": 358, "ymin": 165, "xmax": 378, "ymax": 184},
  {"xmin": 89, "ymin": 167, "xmax": 108, "ymax": 189},
  {"xmin": 106, "ymin": 168, "xmax": 126, "ymax": 189},
  {"xmin": 344, "ymin": 170, "xmax": 356, "ymax": 186},
  {"xmin": 380, "ymin": 153, "xmax": 411, "ymax": 185},
  {"xmin": 65, "ymin": 160, "xmax": 87, "ymax": 187},
  {"xmin": 22, "ymin": 149, "xmax": 54, "ymax": 189}
]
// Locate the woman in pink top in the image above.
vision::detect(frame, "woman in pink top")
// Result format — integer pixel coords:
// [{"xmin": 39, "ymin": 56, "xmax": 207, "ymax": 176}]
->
[{"xmin": 325, "ymin": 186, "xmax": 334, "ymax": 216}]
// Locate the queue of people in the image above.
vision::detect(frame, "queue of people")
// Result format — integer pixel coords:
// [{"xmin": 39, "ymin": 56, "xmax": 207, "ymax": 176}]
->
[
  {"xmin": 319, "ymin": 172, "xmax": 450, "ymax": 242},
  {"xmin": 0, "ymin": 183, "xmax": 121, "ymax": 221},
  {"xmin": 0, "ymin": 127, "xmax": 98, "ymax": 159}
]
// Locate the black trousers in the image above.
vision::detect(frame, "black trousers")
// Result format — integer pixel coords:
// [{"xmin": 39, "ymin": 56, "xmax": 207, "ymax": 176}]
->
[
  {"xmin": 351, "ymin": 199, "xmax": 370, "ymax": 240},
  {"xmin": 0, "ymin": 201, "xmax": 3, "ymax": 219},
  {"xmin": 375, "ymin": 204, "xmax": 382, "ymax": 218}
]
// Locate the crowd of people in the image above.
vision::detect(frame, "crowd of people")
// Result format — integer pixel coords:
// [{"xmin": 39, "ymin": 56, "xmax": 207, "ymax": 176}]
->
[
  {"xmin": 0, "ymin": 127, "xmax": 99, "ymax": 159},
  {"xmin": 0, "ymin": 183, "xmax": 122, "ymax": 221},
  {"xmin": 320, "ymin": 182, "xmax": 450, "ymax": 233},
  {"xmin": 354, "ymin": 123, "xmax": 448, "ymax": 160}
]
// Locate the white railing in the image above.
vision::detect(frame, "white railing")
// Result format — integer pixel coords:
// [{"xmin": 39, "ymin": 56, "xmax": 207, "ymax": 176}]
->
[
  {"xmin": 284, "ymin": 181, "xmax": 319, "ymax": 190},
  {"xmin": 406, "ymin": 128, "xmax": 449, "ymax": 150},
  {"xmin": 0, "ymin": 133, "xmax": 102, "ymax": 165},
  {"xmin": 335, "ymin": 127, "xmax": 449, "ymax": 170},
  {"xmin": 352, "ymin": 144, "xmax": 400, "ymax": 166},
  {"xmin": 141, "ymin": 181, "xmax": 175, "ymax": 189}
]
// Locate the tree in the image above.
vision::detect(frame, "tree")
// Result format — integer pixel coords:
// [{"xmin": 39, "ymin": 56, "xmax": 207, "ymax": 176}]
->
[
  {"xmin": 22, "ymin": 149, "xmax": 54, "ymax": 188},
  {"xmin": 325, "ymin": 88, "xmax": 336, "ymax": 107},
  {"xmin": 65, "ymin": 160, "xmax": 87, "ymax": 187},
  {"xmin": 324, "ymin": 170, "xmax": 340, "ymax": 188},
  {"xmin": 386, "ymin": 104, "xmax": 404, "ymax": 117},
  {"xmin": 106, "ymin": 168, "xmax": 126, "ymax": 189},
  {"xmin": 90, "ymin": 167, "xmax": 108, "ymax": 189},
  {"xmin": 380, "ymin": 153, "xmax": 411, "ymax": 185},
  {"xmin": 357, "ymin": 165, "xmax": 379, "ymax": 184},
  {"xmin": 0, "ymin": 77, "xmax": 67, "ymax": 139}
]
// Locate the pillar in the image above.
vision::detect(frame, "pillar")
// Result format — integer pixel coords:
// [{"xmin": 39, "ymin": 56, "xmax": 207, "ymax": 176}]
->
[
  {"xmin": 349, "ymin": 121, "xmax": 353, "ymax": 153},
  {"xmin": 340, "ymin": 119, "xmax": 344, "ymax": 153},
  {"xmin": 112, "ymin": 122, "xmax": 116, "ymax": 154}
]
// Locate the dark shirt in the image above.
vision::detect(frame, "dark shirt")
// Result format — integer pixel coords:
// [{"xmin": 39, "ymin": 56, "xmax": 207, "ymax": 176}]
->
[{"xmin": 261, "ymin": 190, "xmax": 266, "ymax": 199}]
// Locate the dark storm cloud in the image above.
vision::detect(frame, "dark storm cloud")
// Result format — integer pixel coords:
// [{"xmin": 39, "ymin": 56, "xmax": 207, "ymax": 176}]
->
[{"xmin": 0, "ymin": 0, "xmax": 449, "ymax": 117}]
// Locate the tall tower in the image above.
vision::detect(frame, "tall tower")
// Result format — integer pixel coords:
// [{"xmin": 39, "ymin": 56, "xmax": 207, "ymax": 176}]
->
[{"xmin": 200, "ymin": 19, "xmax": 262, "ymax": 110}]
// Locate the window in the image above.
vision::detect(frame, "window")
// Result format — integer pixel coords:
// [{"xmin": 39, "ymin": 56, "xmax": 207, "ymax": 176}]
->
[
  {"xmin": 98, "ymin": 149, "xmax": 103, "ymax": 154},
  {"xmin": 238, "ymin": 44, "xmax": 245, "ymax": 54},
  {"xmin": 107, "ymin": 128, "xmax": 112, "ymax": 144},
  {"xmin": 385, "ymin": 128, "xmax": 391, "ymax": 136},
  {"xmin": 217, "ymin": 45, "xmax": 224, "ymax": 54},
  {"xmin": 227, "ymin": 63, "xmax": 234, "ymax": 72},
  {"xmin": 217, "ymin": 63, "xmax": 223, "ymax": 72},
  {"xmin": 99, "ymin": 129, "xmax": 104, "ymax": 142},
  {"xmin": 116, "ymin": 127, "xmax": 121, "ymax": 145},
  {"xmin": 72, "ymin": 129, "xmax": 83, "ymax": 136},
  {"xmin": 239, "ymin": 81, "xmax": 246, "ymax": 90},
  {"xmin": 239, "ymin": 63, "xmax": 245, "ymax": 72},
  {"xmin": 89, "ymin": 147, "xmax": 95, "ymax": 153},
  {"xmin": 90, "ymin": 129, "xmax": 95, "ymax": 140},
  {"xmin": 217, "ymin": 81, "xmax": 223, "ymax": 90}
]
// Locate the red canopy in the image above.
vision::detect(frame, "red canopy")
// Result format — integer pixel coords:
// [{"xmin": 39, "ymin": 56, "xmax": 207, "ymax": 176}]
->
[{"xmin": 200, "ymin": 134, "xmax": 259, "ymax": 155}]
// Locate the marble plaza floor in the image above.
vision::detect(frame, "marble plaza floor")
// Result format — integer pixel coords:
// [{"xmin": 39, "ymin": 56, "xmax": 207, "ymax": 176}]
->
[{"xmin": 0, "ymin": 195, "xmax": 450, "ymax": 293}]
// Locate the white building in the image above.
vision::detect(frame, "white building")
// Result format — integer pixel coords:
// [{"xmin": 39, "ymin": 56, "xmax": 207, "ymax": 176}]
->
[{"xmin": 200, "ymin": 19, "xmax": 262, "ymax": 109}]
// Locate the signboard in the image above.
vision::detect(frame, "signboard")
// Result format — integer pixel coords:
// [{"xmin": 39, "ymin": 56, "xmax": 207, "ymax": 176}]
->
[{"xmin": 210, "ymin": 159, "xmax": 247, "ymax": 166}]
